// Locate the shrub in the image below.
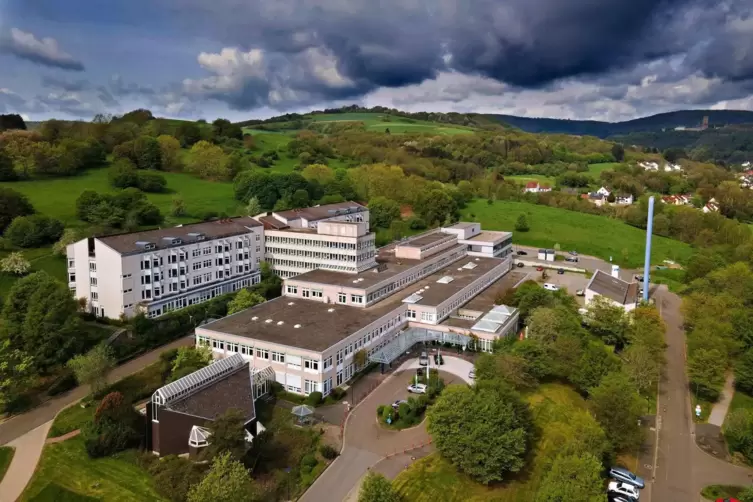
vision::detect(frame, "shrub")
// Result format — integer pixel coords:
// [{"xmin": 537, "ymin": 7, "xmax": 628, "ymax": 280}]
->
[
  {"xmin": 376, "ymin": 405, "xmax": 385, "ymax": 417},
  {"xmin": 408, "ymin": 216, "xmax": 427, "ymax": 230},
  {"xmin": 137, "ymin": 171, "xmax": 167, "ymax": 193},
  {"xmin": 109, "ymin": 160, "xmax": 139, "ymax": 189},
  {"xmin": 82, "ymin": 418, "xmax": 141, "ymax": 458},
  {"xmin": 149, "ymin": 454, "xmax": 204, "ymax": 502},
  {"xmin": 46, "ymin": 371, "xmax": 78, "ymax": 396},
  {"xmin": 320, "ymin": 444, "xmax": 338, "ymax": 460},
  {"xmin": 5, "ymin": 214, "xmax": 64, "ymax": 248},
  {"xmin": 331, "ymin": 387, "xmax": 346, "ymax": 400},
  {"xmin": 725, "ymin": 409, "xmax": 753, "ymax": 462},
  {"xmin": 306, "ymin": 391, "xmax": 323, "ymax": 406},
  {"xmin": 301, "ymin": 453, "xmax": 318, "ymax": 473}
]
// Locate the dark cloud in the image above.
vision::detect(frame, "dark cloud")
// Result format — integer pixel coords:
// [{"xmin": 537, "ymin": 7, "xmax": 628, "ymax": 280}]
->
[
  {"xmin": 41, "ymin": 75, "xmax": 90, "ymax": 92},
  {"xmin": 2, "ymin": 28, "xmax": 84, "ymax": 71},
  {"xmin": 110, "ymin": 75, "xmax": 155, "ymax": 97}
]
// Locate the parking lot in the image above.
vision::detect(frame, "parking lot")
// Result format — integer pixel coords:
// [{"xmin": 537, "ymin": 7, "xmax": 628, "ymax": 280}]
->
[{"xmin": 516, "ymin": 263, "xmax": 590, "ymax": 305}]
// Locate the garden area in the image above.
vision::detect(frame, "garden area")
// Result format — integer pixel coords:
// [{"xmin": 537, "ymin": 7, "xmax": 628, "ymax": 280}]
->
[{"xmin": 377, "ymin": 372, "xmax": 445, "ymax": 430}]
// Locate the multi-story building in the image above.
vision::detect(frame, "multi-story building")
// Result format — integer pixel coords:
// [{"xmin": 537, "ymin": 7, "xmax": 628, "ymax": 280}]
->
[
  {"xmin": 255, "ymin": 201, "xmax": 374, "ymax": 278},
  {"xmin": 66, "ymin": 217, "xmax": 264, "ymax": 319},
  {"xmin": 195, "ymin": 223, "xmax": 520, "ymax": 398}
]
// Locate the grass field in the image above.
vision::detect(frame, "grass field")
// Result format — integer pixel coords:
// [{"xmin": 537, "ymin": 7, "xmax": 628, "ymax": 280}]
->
[
  {"xmin": 309, "ymin": 113, "xmax": 477, "ymax": 135},
  {"xmin": 21, "ymin": 437, "xmax": 165, "ymax": 502},
  {"xmin": 393, "ymin": 384, "xmax": 591, "ymax": 502},
  {"xmin": 462, "ymin": 199, "xmax": 692, "ymax": 267},
  {"xmin": 0, "ymin": 247, "xmax": 67, "ymax": 297},
  {"xmin": 48, "ymin": 404, "xmax": 95, "ymax": 438},
  {"xmin": 728, "ymin": 391, "xmax": 753, "ymax": 419},
  {"xmin": 0, "ymin": 446, "xmax": 14, "ymax": 483},
  {"xmin": 505, "ymin": 174, "xmax": 556, "ymax": 186},
  {"xmin": 587, "ymin": 162, "xmax": 621, "ymax": 179},
  {"xmin": 0, "ymin": 168, "xmax": 242, "ymax": 227}
]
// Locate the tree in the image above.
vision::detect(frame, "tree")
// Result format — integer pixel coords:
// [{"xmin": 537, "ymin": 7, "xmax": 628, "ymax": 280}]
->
[
  {"xmin": 724, "ymin": 409, "xmax": 753, "ymax": 462},
  {"xmin": 0, "ymin": 187, "xmax": 34, "ymax": 233},
  {"xmin": 611, "ymin": 143, "xmax": 625, "ymax": 162},
  {"xmin": 527, "ymin": 306, "xmax": 582, "ymax": 343},
  {"xmin": 67, "ymin": 344, "xmax": 115, "ymax": 396},
  {"xmin": 290, "ymin": 188, "xmax": 310, "ymax": 208},
  {"xmin": 187, "ymin": 452, "xmax": 258, "ymax": 502},
  {"xmin": 170, "ymin": 346, "xmax": 213, "ymax": 382},
  {"xmin": 354, "ymin": 349, "xmax": 367, "ymax": 370},
  {"xmin": 427, "ymin": 382, "xmax": 531, "ymax": 484},
  {"xmin": 52, "ymin": 228, "xmax": 80, "ymax": 256},
  {"xmin": 474, "ymin": 352, "xmax": 537, "ymax": 390},
  {"xmin": 688, "ymin": 348, "xmax": 727, "ymax": 401},
  {"xmin": 623, "ymin": 343, "xmax": 662, "ymax": 397},
  {"xmin": 586, "ymin": 295, "xmax": 631, "ymax": 348},
  {"xmin": 0, "ymin": 252, "xmax": 30, "ymax": 276},
  {"xmin": 5, "ymin": 215, "xmax": 64, "ymax": 248},
  {"xmin": 0, "ymin": 113, "xmax": 26, "ymax": 131},
  {"xmin": 148, "ymin": 454, "xmax": 203, "ymax": 502},
  {"xmin": 736, "ymin": 351, "xmax": 753, "ymax": 395},
  {"xmin": 301, "ymin": 164, "xmax": 334, "ymax": 186},
  {"xmin": 137, "ymin": 171, "xmax": 167, "ymax": 192},
  {"xmin": 536, "ymin": 453, "xmax": 605, "ymax": 502},
  {"xmin": 82, "ymin": 390, "xmax": 142, "ymax": 457},
  {"xmin": 203, "ymin": 408, "xmax": 249, "ymax": 461},
  {"xmin": 187, "ymin": 141, "xmax": 229, "ymax": 180},
  {"xmin": 588, "ymin": 372, "xmax": 644, "ymax": 451},
  {"xmin": 514, "ymin": 213, "xmax": 529, "ymax": 232},
  {"xmin": 0, "ymin": 339, "xmax": 34, "ymax": 412},
  {"xmin": 572, "ymin": 341, "xmax": 620, "ymax": 393},
  {"xmin": 0, "ymin": 147, "xmax": 17, "ymax": 181},
  {"xmin": 176, "ymin": 122, "xmax": 202, "ymax": 148},
  {"xmin": 171, "ymin": 197, "xmax": 187, "ymax": 217},
  {"xmin": 109, "ymin": 158, "xmax": 140, "ymax": 188},
  {"xmin": 414, "ymin": 189, "xmax": 457, "ymax": 226},
  {"xmin": 133, "ymin": 136, "xmax": 162, "ymax": 170},
  {"xmin": 358, "ymin": 471, "xmax": 400, "ymax": 502},
  {"xmin": 368, "ymin": 196, "xmax": 401, "ymax": 229},
  {"xmin": 227, "ymin": 289, "xmax": 265, "ymax": 315},
  {"xmin": 157, "ymin": 135, "xmax": 182, "ymax": 171},
  {"xmin": 212, "ymin": 119, "xmax": 243, "ymax": 141},
  {"xmin": 245, "ymin": 197, "xmax": 261, "ymax": 217}
]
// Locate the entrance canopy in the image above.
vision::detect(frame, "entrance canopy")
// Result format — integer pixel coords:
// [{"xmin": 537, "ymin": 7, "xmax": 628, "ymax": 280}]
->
[{"xmin": 368, "ymin": 327, "xmax": 472, "ymax": 365}]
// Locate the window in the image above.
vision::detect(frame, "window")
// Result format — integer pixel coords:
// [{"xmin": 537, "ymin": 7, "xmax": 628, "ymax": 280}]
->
[
  {"xmin": 212, "ymin": 339, "xmax": 224, "ymax": 350},
  {"xmin": 202, "ymin": 247, "xmax": 211, "ymax": 255},
  {"xmin": 141, "ymin": 290, "xmax": 151, "ymax": 300},
  {"xmin": 287, "ymin": 285, "xmax": 298, "ymax": 294},
  {"xmin": 338, "ymin": 293, "xmax": 346, "ymax": 304},
  {"xmin": 67, "ymin": 259, "xmax": 74, "ymax": 268},
  {"xmin": 323, "ymin": 377, "xmax": 332, "ymax": 397},
  {"xmin": 192, "ymin": 249, "xmax": 201, "ymax": 257},
  {"xmin": 336, "ymin": 349, "xmax": 343, "ymax": 365},
  {"xmin": 89, "ymin": 262, "xmax": 97, "ymax": 271},
  {"xmin": 256, "ymin": 348, "xmax": 269, "ymax": 360},
  {"xmin": 286, "ymin": 384, "xmax": 302, "ymax": 394},
  {"xmin": 312, "ymin": 290, "xmax": 323, "ymax": 298},
  {"xmin": 406, "ymin": 309, "xmax": 416, "ymax": 319},
  {"xmin": 197, "ymin": 335, "xmax": 210, "ymax": 346},
  {"xmin": 302, "ymin": 289, "xmax": 311, "ymax": 298},
  {"xmin": 351, "ymin": 294, "xmax": 364, "ymax": 304},
  {"xmin": 91, "ymin": 292, "xmax": 98, "ymax": 301},
  {"xmin": 304, "ymin": 380, "xmax": 318, "ymax": 394},
  {"xmin": 141, "ymin": 275, "xmax": 151, "ymax": 285},
  {"xmin": 215, "ymin": 245, "xmax": 222, "ymax": 253},
  {"xmin": 271, "ymin": 351, "xmax": 285, "ymax": 363},
  {"xmin": 240, "ymin": 344, "xmax": 253, "ymax": 355},
  {"xmin": 324, "ymin": 356, "xmax": 333, "ymax": 370},
  {"xmin": 336, "ymin": 370, "xmax": 343, "ymax": 386},
  {"xmin": 69, "ymin": 273, "xmax": 76, "ymax": 282},
  {"xmin": 236, "ymin": 242, "xmax": 243, "ymax": 249},
  {"xmin": 168, "ymin": 255, "xmax": 177, "ymax": 264},
  {"xmin": 304, "ymin": 359, "xmax": 319, "ymax": 371}
]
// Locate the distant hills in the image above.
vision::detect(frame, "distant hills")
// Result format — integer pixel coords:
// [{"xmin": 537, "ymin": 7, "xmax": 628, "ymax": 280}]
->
[{"xmin": 486, "ymin": 110, "xmax": 753, "ymax": 138}]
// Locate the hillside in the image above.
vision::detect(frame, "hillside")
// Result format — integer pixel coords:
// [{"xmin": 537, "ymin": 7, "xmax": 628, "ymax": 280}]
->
[{"xmin": 488, "ymin": 110, "xmax": 753, "ymax": 138}]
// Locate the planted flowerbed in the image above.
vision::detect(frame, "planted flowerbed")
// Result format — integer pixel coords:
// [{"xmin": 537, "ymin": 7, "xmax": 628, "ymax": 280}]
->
[{"xmin": 377, "ymin": 373, "xmax": 444, "ymax": 430}]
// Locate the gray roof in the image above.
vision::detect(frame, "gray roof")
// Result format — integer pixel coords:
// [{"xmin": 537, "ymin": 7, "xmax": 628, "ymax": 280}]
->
[
  {"xmin": 157, "ymin": 353, "xmax": 247, "ymax": 404},
  {"xmin": 274, "ymin": 201, "xmax": 366, "ymax": 222},
  {"xmin": 586, "ymin": 269, "xmax": 639, "ymax": 305},
  {"xmin": 98, "ymin": 217, "xmax": 261, "ymax": 255}
]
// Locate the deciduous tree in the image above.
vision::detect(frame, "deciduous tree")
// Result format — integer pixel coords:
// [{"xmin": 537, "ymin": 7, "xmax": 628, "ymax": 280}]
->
[
  {"xmin": 588, "ymin": 372, "xmax": 644, "ymax": 451},
  {"xmin": 227, "ymin": 289, "xmax": 265, "ymax": 315},
  {"xmin": 358, "ymin": 471, "xmax": 400, "ymax": 502},
  {"xmin": 0, "ymin": 339, "xmax": 34, "ymax": 412},
  {"xmin": 188, "ymin": 452, "xmax": 258, "ymax": 502},
  {"xmin": 536, "ymin": 453, "xmax": 605, "ymax": 502},
  {"xmin": 0, "ymin": 252, "xmax": 30, "ymax": 275},
  {"xmin": 157, "ymin": 135, "xmax": 182, "ymax": 171},
  {"xmin": 169, "ymin": 346, "xmax": 213, "ymax": 382},
  {"xmin": 67, "ymin": 344, "xmax": 115, "ymax": 396},
  {"xmin": 0, "ymin": 187, "xmax": 34, "ymax": 233},
  {"xmin": 368, "ymin": 196, "xmax": 401, "ymax": 229}
]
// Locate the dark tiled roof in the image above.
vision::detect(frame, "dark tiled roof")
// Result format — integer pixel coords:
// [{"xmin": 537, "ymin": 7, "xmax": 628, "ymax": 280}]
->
[
  {"xmin": 98, "ymin": 217, "xmax": 261, "ymax": 255},
  {"xmin": 586, "ymin": 270, "xmax": 638, "ymax": 305},
  {"xmin": 257, "ymin": 216, "xmax": 289, "ymax": 230},
  {"xmin": 274, "ymin": 201, "xmax": 366, "ymax": 222},
  {"xmin": 168, "ymin": 364, "xmax": 256, "ymax": 423}
]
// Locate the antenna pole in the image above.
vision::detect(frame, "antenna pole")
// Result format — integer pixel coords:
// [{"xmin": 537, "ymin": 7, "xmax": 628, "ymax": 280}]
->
[{"xmin": 643, "ymin": 196, "xmax": 654, "ymax": 302}]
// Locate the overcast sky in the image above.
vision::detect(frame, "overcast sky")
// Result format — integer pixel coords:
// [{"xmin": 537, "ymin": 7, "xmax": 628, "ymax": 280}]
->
[{"xmin": 1, "ymin": 0, "xmax": 752, "ymax": 122}]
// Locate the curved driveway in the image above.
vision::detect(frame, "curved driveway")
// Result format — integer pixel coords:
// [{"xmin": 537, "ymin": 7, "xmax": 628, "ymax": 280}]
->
[{"xmin": 301, "ymin": 356, "xmax": 472, "ymax": 502}]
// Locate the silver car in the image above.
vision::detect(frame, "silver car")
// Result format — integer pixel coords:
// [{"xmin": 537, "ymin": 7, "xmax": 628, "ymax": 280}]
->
[{"xmin": 609, "ymin": 466, "xmax": 645, "ymax": 489}]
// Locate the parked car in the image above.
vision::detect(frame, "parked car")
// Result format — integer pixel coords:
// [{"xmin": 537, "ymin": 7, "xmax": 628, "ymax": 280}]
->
[
  {"xmin": 516, "ymin": 262, "xmax": 525, "ymax": 268},
  {"xmin": 543, "ymin": 283, "xmax": 560, "ymax": 291},
  {"xmin": 634, "ymin": 275, "xmax": 644, "ymax": 281},
  {"xmin": 536, "ymin": 266, "xmax": 544, "ymax": 271},
  {"xmin": 433, "ymin": 354, "xmax": 444, "ymax": 365},
  {"xmin": 569, "ymin": 250, "xmax": 578, "ymax": 256},
  {"xmin": 557, "ymin": 268, "xmax": 565, "ymax": 275},
  {"xmin": 576, "ymin": 289, "xmax": 585, "ymax": 297},
  {"xmin": 608, "ymin": 481, "xmax": 640, "ymax": 500},
  {"xmin": 608, "ymin": 495, "xmax": 636, "ymax": 502},
  {"xmin": 407, "ymin": 383, "xmax": 427, "ymax": 394},
  {"xmin": 391, "ymin": 399, "xmax": 408, "ymax": 409},
  {"xmin": 565, "ymin": 256, "xmax": 579, "ymax": 262},
  {"xmin": 419, "ymin": 351, "xmax": 429, "ymax": 366},
  {"xmin": 468, "ymin": 370, "xmax": 475, "ymax": 380},
  {"xmin": 608, "ymin": 467, "xmax": 645, "ymax": 489},
  {"xmin": 517, "ymin": 250, "xmax": 527, "ymax": 255}
]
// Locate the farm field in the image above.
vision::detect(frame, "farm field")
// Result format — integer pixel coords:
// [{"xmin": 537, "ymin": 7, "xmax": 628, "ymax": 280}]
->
[
  {"xmin": 393, "ymin": 384, "xmax": 591, "ymax": 502},
  {"xmin": 21, "ymin": 437, "xmax": 165, "ymax": 502},
  {"xmin": 308, "ymin": 113, "xmax": 477, "ymax": 135},
  {"xmin": 505, "ymin": 174, "xmax": 556, "ymax": 186},
  {"xmin": 587, "ymin": 162, "xmax": 621, "ymax": 179},
  {"xmin": 462, "ymin": 199, "xmax": 693, "ymax": 267},
  {"xmin": 0, "ymin": 168, "xmax": 242, "ymax": 227}
]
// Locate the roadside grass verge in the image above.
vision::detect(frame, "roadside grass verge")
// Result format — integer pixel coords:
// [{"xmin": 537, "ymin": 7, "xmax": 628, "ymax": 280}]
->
[
  {"xmin": 47, "ymin": 404, "xmax": 95, "ymax": 438},
  {"xmin": 462, "ymin": 199, "xmax": 693, "ymax": 268},
  {"xmin": 700, "ymin": 484, "xmax": 745, "ymax": 500},
  {"xmin": 0, "ymin": 446, "xmax": 15, "ymax": 483}
]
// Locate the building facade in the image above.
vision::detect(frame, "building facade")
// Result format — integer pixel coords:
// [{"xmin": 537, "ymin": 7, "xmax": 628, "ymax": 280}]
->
[{"xmin": 67, "ymin": 217, "xmax": 264, "ymax": 319}]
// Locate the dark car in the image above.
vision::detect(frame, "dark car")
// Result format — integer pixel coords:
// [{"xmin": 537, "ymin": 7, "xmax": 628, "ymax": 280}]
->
[
  {"xmin": 516, "ymin": 262, "xmax": 525, "ymax": 268},
  {"xmin": 557, "ymin": 268, "xmax": 565, "ymax": 274},
  {"xmin": 565, "ymin": 256, "xmax": 578, "ymax": 263},
  {"xmin": 516, "ymin": 250, "xmax": 527, "ymax": 255}
]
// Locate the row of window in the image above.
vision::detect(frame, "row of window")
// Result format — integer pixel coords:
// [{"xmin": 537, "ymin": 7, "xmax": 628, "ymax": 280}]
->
[
  {"xmin": 146, "ymin": 276, "xmax": 259, "ymax": 318},
  {"xmin": 265, "ymin": 235, "xmax": 372, "ymax": 251},
  {"xmin": 266, "ymin": 247, "xmax": 374, "ymax": 263},
  {"xmin": 335, "ymin": 313, "xmax": 404, "ymax": 364},
  {"xmin": 269, "ymin": 258, "xmax": 357, "ymax": 273},
  {"xmin": 197, "ymin": 335, "xmax": 323, "ymax": 371}
]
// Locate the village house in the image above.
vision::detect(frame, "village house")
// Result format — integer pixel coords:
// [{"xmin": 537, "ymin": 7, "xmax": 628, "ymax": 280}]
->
[
  {"xmin": 703, "ymin": 198, "xmax": 720, "ymax": 213},
  {"xmin": 523, "ymin": 181, "xmax": 552, "ymax": 193}
]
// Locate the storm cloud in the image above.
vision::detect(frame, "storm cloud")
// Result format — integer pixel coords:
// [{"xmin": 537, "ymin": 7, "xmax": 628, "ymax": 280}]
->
[{"xmin": 2, "ymin": 28, "xmax": 85, "ymax": 71}]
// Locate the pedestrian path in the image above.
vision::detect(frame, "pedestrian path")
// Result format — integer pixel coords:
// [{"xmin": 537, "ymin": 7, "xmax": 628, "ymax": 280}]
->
[
  {"xmin": 709, "ymin": 373, "xmax": 735, "ymax": 426},
  {"xmin": 0, "ymin": 421, "xmax": 52, "ymax": 502}
]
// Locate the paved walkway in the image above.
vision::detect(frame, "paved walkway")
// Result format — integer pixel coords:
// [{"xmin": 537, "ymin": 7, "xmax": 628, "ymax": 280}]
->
[
  {"xmin": 0, "ymin": 335, "xmax": 194, "ymax": 446},
  {"xmin": 709, "ymin": 373, "xmax": 735, "ymax": 427},
  {"xmin": 46, "ymin": 429, "xmax": 80, "ymax": 444},
  {"xmin": 0, "ymin": 421, "xmax": 51, "ymax": 502},
  {"xmin": 301, "ymin": 356, "xmax": 471, "ymax": 502}
]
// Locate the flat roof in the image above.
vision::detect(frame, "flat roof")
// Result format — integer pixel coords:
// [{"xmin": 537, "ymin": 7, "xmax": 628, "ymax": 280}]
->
[
  {"xmin": 291, "ymin": 243, "xmax": 468, "ymax": 290},
  {"xmin": 446, "ymin": 222, "xmax": 477, "ymax": 229},
  {"xmin": 201, "ymin": 256, "xmax": 509, "ymax": 352},
  {"xmin": 400, "ymin": 232, "xmax": 452, "ymax": 248},
  {"xmin": 274, "ymin": 201, "xmax": 365, "ymax": 222},
  {"xmin": 441, "ymin": 271, "xmax": 526, "ymax": 329},
  {"xmin": 98, "ymin": 217, "xmax": 261, "ymax": 255},
  {"xmin": 466, "ymin": 231, "xmax": 512, "ymax": 243}
]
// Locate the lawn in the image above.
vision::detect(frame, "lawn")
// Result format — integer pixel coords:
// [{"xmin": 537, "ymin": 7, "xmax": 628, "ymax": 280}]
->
[
  {"xmin": 505, "ymin": 174, "xmax": 557, "ymax": 186},
  {"xmin": 0, "ymin": 247, "xmax": 67, "ymax": 297},
  {"xmin": 308, "ymin": 113, "xmax": 477, "ymax": 135},
  {"xmin": 462, "ymin": 199, "xmax": 693, "ymax": 267},
  {"xmin": 0, "ymin": 168, "xmax": 243, "ymax": 227},
  {"xmin": 0, "ymin": 446, "xmax": 14, "ymax": 483},
  {"xmin": 587, "ymin": 162, "xmax": 622, "ymax": 179},
  {"xmin": 393, "ymin": 384, "xmax": 592, "ymax": 502},
  {"xmin": 728, "ymin": 390, "xmax": 753, "ymax": 417},
  {"xmin": 21, "ymin": 437, "xmax": 165, "ymax": 502},
  {"xmin": 48, "ymin": 404, "xmax": 95, "ymax": 438}
]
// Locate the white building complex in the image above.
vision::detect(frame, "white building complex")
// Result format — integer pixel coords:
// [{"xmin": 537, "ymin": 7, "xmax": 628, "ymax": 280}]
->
[{"xmin": 66, "ymin": 217, "xmax": 265, "ymax": 319}]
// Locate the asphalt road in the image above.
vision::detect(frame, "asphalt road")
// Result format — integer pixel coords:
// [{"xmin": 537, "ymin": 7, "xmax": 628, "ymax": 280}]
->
[
  {"xmin": 0, "ymin": 335, "xmax": 194, "ymax": 446},
  {"xmin": 512, "ymin": 245, "xmax": 639, "ymax": 281}
]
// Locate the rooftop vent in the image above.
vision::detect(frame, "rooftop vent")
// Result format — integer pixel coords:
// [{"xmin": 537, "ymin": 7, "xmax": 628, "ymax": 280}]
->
[
  {"xmin": 136, "ymin": 241, "xmax": 156, "ymax": 251},
  {"xmin": 403, "ymin": 293, "xmax": 423, "ymax": 304},
  {"xmin": 265, "ymin": 319, "xmax": 273, "ymax": 323},
  {"xmin": 251, "ymin": 316, "xmax": 258, "ymax": 321},
  {"xmin": 294, "ymin": 324, "xmax": 301, "ymax": 328},
  {"xmin": 352, "ymin": 280, "xmax": 359, "ymax": 284},
  {"xmin": 327, "ymin": 308, "xmax": 335, "ymax": 312},
  {"xmin": 462, "ymin": 262, "xmax": 478, "ymax": 270},
  {"xmin": 437, "ymin": 276, "xmax": 454, "ymax": 284},
  {"xmin": 288, "ymin": 302, "xmax": 295, "ymax": 306},
  {"xmin": 277, "ymin": 321, "xmax": 284, "ymax": 325}
]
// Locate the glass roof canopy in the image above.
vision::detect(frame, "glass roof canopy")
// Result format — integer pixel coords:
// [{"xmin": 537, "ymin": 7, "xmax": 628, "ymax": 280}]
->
[{"xmin": 368, "ymin": 327, "xmax": 472, "ymax": 365}]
